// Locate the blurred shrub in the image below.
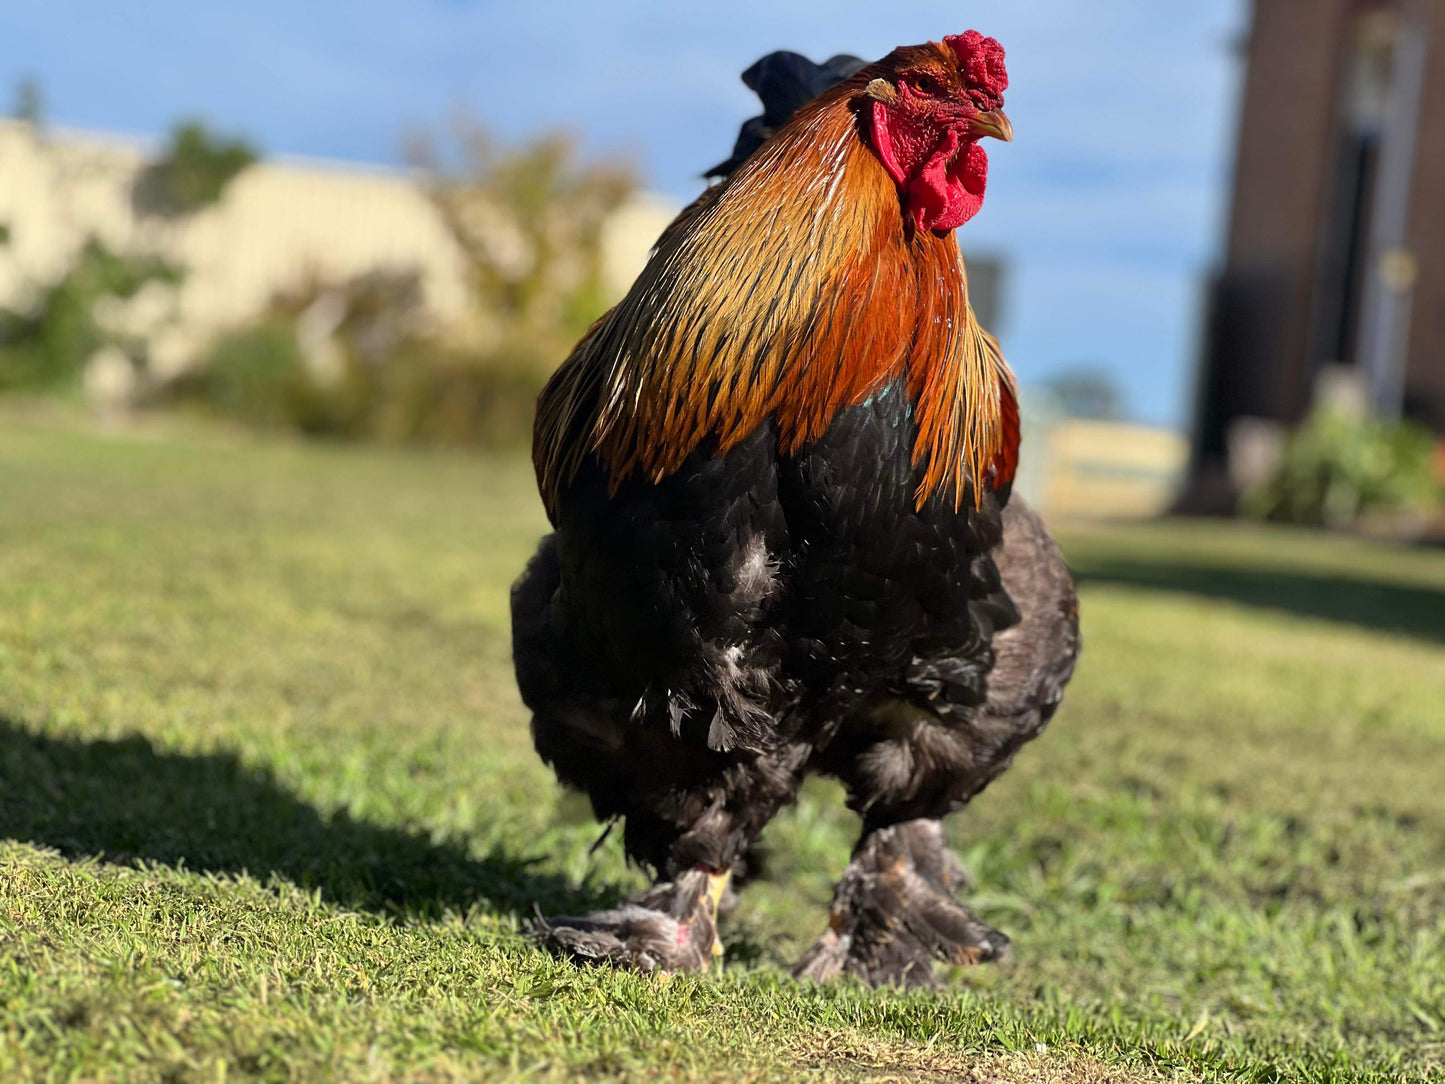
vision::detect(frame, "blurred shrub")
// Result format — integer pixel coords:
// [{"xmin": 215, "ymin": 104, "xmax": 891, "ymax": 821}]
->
[
  {"xmin": 170, "ymin": 125, "xmax": 636, "ymax": 448},
  {"xmin": 356, "ymin": 349, "xmax": 544, "ymax": 449},
  {"xmin": 170, "ymin": 270, "xmax": 544, "ymax": 449},
  {"xmin": 0, "ymin": 238, "xmax": 182, "ymax": 392},
  {"xmin": 0, "ymin": 118, "xmax": 254, "ymax": 398},
  {"xmin": 173, "ymin": 321, "xmax": 323, "ymax": 430},
  {"xmin": 1242, "ymin": 405, "xmax": 1442, "ymax": 527},
  {"xmin": 11, "ymin": 76, "xmax": 43, "ymax": 127},
  {"xmin": 409, "ymin": 116, "xmax": 634, "ymax": 352},
  {"xmin": 133, "ymin": 121, "xmax": 257, "ymax": 217},
  {"xmin": 174, "ymin": 328, "xmax": 545, "ymax": 450},
  {"xmin": 1042, "ymin": 365, "xmax": 1130, "ymax": 421}
]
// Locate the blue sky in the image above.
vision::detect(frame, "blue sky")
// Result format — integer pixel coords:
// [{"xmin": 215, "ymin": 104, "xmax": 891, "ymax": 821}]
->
[{"xmin": 3, "ymin": 0, "xmax": 1247, "ymax": 427}]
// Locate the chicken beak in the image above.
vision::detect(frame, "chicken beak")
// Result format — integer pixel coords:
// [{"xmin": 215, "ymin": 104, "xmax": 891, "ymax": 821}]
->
[{"xmin": 969, "ymin": 109, "xmax": 1014, "ymax": 142}]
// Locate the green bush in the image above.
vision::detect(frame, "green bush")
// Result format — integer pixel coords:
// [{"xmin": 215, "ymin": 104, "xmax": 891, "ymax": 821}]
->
[
  {"xmin": 172, "ymin": 316, "xmax": 546, "ymax": 451},
  {"xmin": 171, "ymin": 322, "xmax": 337, "ymax": 432},
  {"xmin": 0, "ymin": 238, "xmax": 181, "ymax": 392},
  {"xmin": 132, "ymin": 122, "xmax": 257, "ymax": 217},
  {"xmin": 359, "ymin": 347, "xmax": 544, "ymax": 449},
  {"xmin": 1243, "ymin": 405, "xmax": 1442, "ymax": 527},
  {"xmin": 167, "ymin": 124, "xmax": 632, "ymax": 449}
]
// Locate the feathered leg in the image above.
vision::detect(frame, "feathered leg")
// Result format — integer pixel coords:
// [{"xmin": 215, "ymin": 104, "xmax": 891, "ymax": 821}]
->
[
  {"xmin": 512, "ymin": 439, "xmax": 799, "ymax": 974},
  {"xmin": 793, "ymin": 818, "xmax": 1007, "ymax": 988},
  {"xmin": 526, "ymin": 692, "xmax": 809, "ymax": 973},
  {"xmin": 796, "ymin": 498, "xmax": 1079, "ymax": 988}
]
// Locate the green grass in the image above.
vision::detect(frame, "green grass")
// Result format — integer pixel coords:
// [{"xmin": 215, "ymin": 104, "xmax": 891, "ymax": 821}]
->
[{"xmin": 1, "ymin": 409, "xmax": 1443, "ymax": 1082}]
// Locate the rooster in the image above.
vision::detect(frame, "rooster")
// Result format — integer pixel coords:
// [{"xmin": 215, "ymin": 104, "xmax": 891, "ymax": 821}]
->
[{"xmin": 513, "ymin": 31, "xmax": 1080, "ymax": 988}]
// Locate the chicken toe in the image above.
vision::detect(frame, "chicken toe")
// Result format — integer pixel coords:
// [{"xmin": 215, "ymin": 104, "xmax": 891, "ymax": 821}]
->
[
  {"xmin": 793, "ymin": 819, "xmax": 1008, "ymax": 989},
  {"xmin": 532, "ymin": 867, "xmax": 730, "ymax": 974}
]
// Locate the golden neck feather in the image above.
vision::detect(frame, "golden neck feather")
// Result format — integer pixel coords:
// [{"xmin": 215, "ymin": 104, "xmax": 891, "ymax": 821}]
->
[{"xmin": 534, "ymin": 84, "xmax": 1017, "ymax": 519}]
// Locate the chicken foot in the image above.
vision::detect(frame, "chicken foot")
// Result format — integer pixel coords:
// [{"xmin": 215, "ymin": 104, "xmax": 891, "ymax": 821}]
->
[
  {"xmin": 792, "ymin": 818, "xmax": 1009, "ymax": 988},
  {"xmin": 532, "ymin": 866, "xmax": 732, "ymax": 974}
]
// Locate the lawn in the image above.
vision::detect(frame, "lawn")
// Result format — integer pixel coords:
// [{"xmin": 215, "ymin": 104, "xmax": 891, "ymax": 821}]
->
[{"xmin": 1, "ymin": 409, "xmax": 1443, "ymax": 1083}]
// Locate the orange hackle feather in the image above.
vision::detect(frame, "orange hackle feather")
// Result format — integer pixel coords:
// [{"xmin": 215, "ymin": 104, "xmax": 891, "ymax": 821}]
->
[{"xmin": 534, "ymin": 48, "xmax": 1019, "ymax": 520}]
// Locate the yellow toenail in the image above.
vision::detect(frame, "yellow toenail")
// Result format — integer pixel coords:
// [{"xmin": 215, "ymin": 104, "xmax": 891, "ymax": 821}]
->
[{"xmin": 705, "ymin": 869, "xmax": 731, "ymax": 910}]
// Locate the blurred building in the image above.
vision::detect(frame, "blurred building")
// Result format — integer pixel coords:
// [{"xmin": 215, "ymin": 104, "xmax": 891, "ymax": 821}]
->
[
  {"xmin": 1034, "ymin": 417, "xmax": 1190, "ymax": 521},
  {"xmin": 0, "ymin": 119, "xmax": 675, "ymax": 379},
  {"xmin": 960, "ymin": 253, "xmax": 1004, "ymax": 336},
  {"xmin": 1186, "ymin": 0, "xmax": 1445, "ymax": 509}
]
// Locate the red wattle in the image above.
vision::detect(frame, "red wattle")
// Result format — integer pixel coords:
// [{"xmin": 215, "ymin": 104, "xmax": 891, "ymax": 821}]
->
[{"xmin": 870, "ymin": 101, "xmax": 989, "ymax": 233}]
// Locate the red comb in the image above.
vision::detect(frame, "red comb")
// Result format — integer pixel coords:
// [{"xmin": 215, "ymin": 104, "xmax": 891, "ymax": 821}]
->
[{"xmin": 944, "ymin": 31, "xmax": 1008, "ymax": 99}]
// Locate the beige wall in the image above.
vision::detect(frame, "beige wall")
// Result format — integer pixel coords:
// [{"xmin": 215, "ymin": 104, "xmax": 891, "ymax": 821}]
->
[
  {"xmin": 0, "ymin": 120, "xmax": 677, "ymax": 376},
  {"xmin": 1039, "ymin": 420, "xmax": 1189, "ymax": 521}
]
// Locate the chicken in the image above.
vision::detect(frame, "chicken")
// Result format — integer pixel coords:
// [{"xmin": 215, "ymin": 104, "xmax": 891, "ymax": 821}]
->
[{"xmin": 513, "ymin": 32, "xmax": 1080, "ymax": 988}]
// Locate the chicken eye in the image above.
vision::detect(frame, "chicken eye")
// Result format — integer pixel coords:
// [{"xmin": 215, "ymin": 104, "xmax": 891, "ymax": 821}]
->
[{"xmin": 911, "ymin": 73, "xmax": 937, "ymax": 96}]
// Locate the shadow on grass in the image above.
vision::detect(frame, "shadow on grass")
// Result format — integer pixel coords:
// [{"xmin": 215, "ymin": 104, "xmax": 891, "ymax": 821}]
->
[
  {"xmin": 1073, "ymin": 559, "xmax": 1445, "ymax": 645},
  {"xmin": 0, "ymin": 716, "xmax": 616, "ymax": 920}
]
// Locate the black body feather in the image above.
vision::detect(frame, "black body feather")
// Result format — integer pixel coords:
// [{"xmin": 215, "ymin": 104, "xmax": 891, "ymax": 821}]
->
[
  {"xmin": 513, "ymin": 377, "xmax": 1075, "ymax": 873},
  {"xmin": 705, "ymin": 52, "xmax": 868, "ymax": 178}
]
